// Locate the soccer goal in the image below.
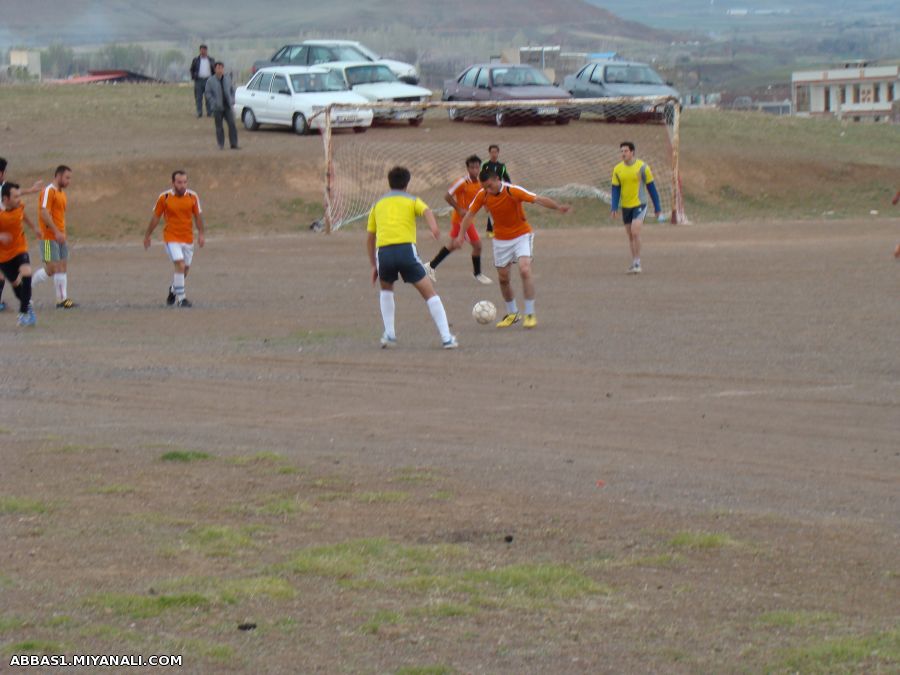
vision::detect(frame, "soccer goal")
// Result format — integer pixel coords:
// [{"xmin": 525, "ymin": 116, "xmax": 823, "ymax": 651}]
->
[{"xmin": 318, "ymin": 97, "xmax": 685, "ymax": 232}]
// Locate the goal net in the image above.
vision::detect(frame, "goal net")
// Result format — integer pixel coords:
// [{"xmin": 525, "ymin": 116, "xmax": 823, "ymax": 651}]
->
[{"xmin": 319, "ymin": 97, "xmax": 684, "ymax": 232}]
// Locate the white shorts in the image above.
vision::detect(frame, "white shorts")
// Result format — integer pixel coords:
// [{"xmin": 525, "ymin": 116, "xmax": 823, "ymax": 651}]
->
[
  {"xmin": 165, "ymin": 242, "xmax": 195, "ymax": 267},
  {"xmin": 492, "ymin": 232, "xmax": 534, "ymax": 268}
]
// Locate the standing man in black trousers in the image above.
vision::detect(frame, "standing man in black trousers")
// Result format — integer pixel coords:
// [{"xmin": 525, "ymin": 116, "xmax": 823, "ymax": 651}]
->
[
  {"xmin": 190, "ymin": 45, "xmax": 214, "ymax": 118},
  {"xmin": 204, "ymin": 62, "xmax": 239, "ymax": 150}
]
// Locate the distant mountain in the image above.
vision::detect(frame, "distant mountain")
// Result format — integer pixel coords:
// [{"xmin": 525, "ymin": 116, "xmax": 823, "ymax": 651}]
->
[{"xmin": 2, "ymin": 0, "xmax": 675, "ymax": 49}]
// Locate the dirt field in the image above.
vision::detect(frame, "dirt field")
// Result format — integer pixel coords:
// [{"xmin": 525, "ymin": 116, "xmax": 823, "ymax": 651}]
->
[{"xmin": 1, "ymin": 84, "xmax": 899, "ymax": 673}]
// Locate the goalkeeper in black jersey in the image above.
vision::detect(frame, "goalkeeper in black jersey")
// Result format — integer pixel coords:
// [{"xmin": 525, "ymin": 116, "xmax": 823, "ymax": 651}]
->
[{"xmin": 481, "ymin": 144, "xmax": 511, "ymax": 237}]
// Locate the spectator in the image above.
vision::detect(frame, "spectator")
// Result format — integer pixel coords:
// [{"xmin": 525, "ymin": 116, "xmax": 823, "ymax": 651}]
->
[
  {"xmin": 190, "ymin": 45, "xmax": 214, "ymax": 118},
  {"xmin": 204, "ymin": 62, "xmax": 239, "ymax": 150}
]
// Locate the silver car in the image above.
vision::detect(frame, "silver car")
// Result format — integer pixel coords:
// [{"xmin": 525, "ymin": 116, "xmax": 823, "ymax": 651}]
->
[{"xmin": 564, "ymin": 60, "xmax": 679, "ymax": 122}]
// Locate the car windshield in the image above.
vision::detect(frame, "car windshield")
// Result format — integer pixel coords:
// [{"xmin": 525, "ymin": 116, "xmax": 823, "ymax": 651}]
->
[
  {"xmin": 491, "ymin": 67, "xmax": 552, "ymax": 87},
  {"xmin": 603, "ymin": 65, "xmax": 664, "ymax": 86},
  {"xmin": 345, "ymin": 65, "xmax": 397, "ymax": 86},
  {"xmin": 330, "ymin": 45, "xmax": 372, "ymax": 62},
  {"xmin": 290, "ymin": 71, "xmax": 347, "ymax": 93}
]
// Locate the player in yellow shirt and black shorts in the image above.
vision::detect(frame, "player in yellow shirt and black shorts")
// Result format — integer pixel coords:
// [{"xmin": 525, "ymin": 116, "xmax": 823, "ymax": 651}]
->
[
  {"xmin": 143, "ymin": 171, "xmax": 206, "ymax": 308},
  {"xmin": 366, "ymin": 166, "xmax": 457, "ymax": 349},
  {"xmin": 610, "ymin": 141, "xmax": 663, "ymax": 274}
]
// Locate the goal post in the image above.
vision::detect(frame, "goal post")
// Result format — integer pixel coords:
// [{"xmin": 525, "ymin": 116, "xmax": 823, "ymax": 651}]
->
[{"xmin": 318, "ymin": 96, "xmax": 686, "ymax": 233}]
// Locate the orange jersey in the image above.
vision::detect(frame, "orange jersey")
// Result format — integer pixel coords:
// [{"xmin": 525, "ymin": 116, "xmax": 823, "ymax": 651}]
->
[
  {"xmin": 39, "ymin": 184, "xmax": 67, "ymax": 240},
  {"xmin": 467, "ymin": 183, "xmax": 536, "ymax": 240},
  {"xmin": 153, "ymin": 189, "xmax": 201, "ymax": 244},
  {"xmin": 448, "ymin": 176, "xmax": 482, "ymax": 226},
  {"xmin": 0, "ymin": 205, "xmax": 29, "ymax": 263}
]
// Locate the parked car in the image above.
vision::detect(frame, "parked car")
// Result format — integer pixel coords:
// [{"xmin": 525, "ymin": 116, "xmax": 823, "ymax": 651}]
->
[
  {"xmin": 252, "ymin": 40, "xmax": 419, "ymax": 84},
  {"xmin": 441, "ymin": 64, "xmax": 578, "ymax": 126},
  {"xmin": 326, "ymin": 62, "xmax": 432, "ymax": 126},
  {"xmin": 233, "ymin": 66, "xmax": 373, "ymax": 135},
  {"xmin": 563, "ymin": 60, "xmax": 679, "ymax": 122}
]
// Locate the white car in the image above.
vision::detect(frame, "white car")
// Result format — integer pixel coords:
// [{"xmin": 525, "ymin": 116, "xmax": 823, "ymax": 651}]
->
[
  {"xmin": 327, "ymin": 62, "xmax": 432, "ymax": 126},
  {"xmin": 253, "ymin": 40, "xmax": 419, "ymax": 85},
  {"xmin": 233, "ymin": 66, "xmax": 373, "ymax": 135}
]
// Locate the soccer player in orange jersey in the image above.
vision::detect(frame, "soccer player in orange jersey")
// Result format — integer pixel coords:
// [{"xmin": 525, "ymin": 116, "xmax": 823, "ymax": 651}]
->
[
  {"xmin": 423, "ymin": 155, "xmax": 492, "ymax": 285},
  {"xmin": 456, "ymin": 169, "xmax": 570, "ymax": 329},
  {"xmin": 0, "ymin": 157, "xmax": 43, "ymax": 313},
  {"xmin": 31, "ymin": 165, "xmax": 76, "ymax": 308},
  {"xmin": 0, "ymin": 182, "xmax": 42, "ymax": 326},
  {"xmin": 143, "ymin": 171, "xmax": 206, "ymax": 307}
]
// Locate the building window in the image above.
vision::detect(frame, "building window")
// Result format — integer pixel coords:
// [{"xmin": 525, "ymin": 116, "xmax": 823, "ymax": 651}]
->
[
  {"xmin": 888, "ymin": 83, "xmax": 895, "ymax": 101},
  {"xmin": 824, "ymin": 87, "xmax": 831, "ymax": 112},
  {"xmin": 840, "ymin": 86, "xmax": 847, "ymax": 104},
  {"xmin": 795, "ymin": 84, "xmax": 810, "ymax": 112},
  {"xmin": 873, "ymin": 84, "xmax": 881, "ymax": 103},
  {"xmin": 853, "ymin": 84, "xmax": 860, "ymax": 103}
]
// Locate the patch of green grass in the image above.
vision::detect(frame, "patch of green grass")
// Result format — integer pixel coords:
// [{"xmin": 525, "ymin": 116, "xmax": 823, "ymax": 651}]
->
[
  {"xmin": 160, "ymin": 450, "xmax": 211, "ymax": 463},
  {"xmin": 0, "ymin": 497, "xmax": 51, "ymax": 515},
  {"xmin": 186, "ymin": 525, "xmax": 256, "ymax": 557},
  {"xmin": 43, "ymin": 615, "xmax": 76, "ymax": 629},
  {"xmin": 168, "ymin": 638, "xmax": 234, "ymax": 663},
  {"xmin": 3, "ymin": 640, "xmax": 67, "ymax": 654},
  {"xmin": 287, "ymin": 538, "xmax": 464, "ymax": 580},
  {"xmin": 757, "ymin": 610, "xmax": 839, "ymax": 628},
  {"xmin": 277, "ymin": 466, "xmax": 300, "ymax": 475},
  {"xmin": 87, "ymin": 592, "xmax": 211, "ymax": 619},
  {"xmin": 776, "ymin": 628, "xmax": 900, "ymax": 672},
  {"xmin": 0, "ymin": 616, "xmax": 27, "ymax": 633},
  {"xmin": 361, "ymin": 609, "xmax": 402, "ymax": 635},
  {"xmin": 51, "ymin": 443, "xmax": 105, "ymax": 454},
  {"xmin": 89, "ymin": 484, "xmax": 136, "ymax": 495},
  {"xmin": 460, "ymin": 564, "xmax": 608, "ymax": 604},
  {"xmin": 226, "ymin": 451, "xmax": 284, "ymax": 466},
  {"xmin": 218, "ymin": 576, "xmax": 295, "ymax": 603},
  {"xmin": 0, "ymin": 427, "xmax": 11, "ymax": 434},
  {"xmin": 394, "ymin": 468, "xmax": 439, "ymax": 484},
  {"xmin": 667, "ymin": 531, "xmax": 737, "ymax": 551},
  {"xmin": 76, "ymin": 624, "xmax": 143, "ymax": 643},
  {"xmin": 255, "ymin": 496, "xmax": 310, "ymax": 517},
  {"xmin": 412, "ymin": 602, "xmax": 475, "ymax": 619},
  {"xmin": 430, "ymin": 491, "xmax": 454, "ymax": 501},
  {"xmin": 618, "ymin": 553, "xmax": 684, "ymax": 568},
  {"xmin": 353, "ymin": 491, "xmax": 410, "ymax": 504}
]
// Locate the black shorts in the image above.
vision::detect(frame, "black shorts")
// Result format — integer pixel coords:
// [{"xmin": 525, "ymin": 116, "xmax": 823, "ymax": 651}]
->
[
  {"xmin": 0, "ymin": 252, "xmax": 30, "ymax": 282},
  {"xmin": 377, "ymin": 243, "xmax": 426, "ymax": 284},
  {"xmin": 622, "ymin": 204, "xmax": 648, "ymax": 225}
]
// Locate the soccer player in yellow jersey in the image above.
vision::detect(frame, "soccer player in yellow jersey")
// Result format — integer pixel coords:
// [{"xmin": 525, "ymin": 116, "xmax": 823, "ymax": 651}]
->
[
  {"xmin": 143, "ymin": 171, "xmax": 205, "ymax": 307},
  {"xmin": 610, "ymin": 141, "xmax": 663, "ymax": 274},
  {"xmin": 31, "ymin": 165, "xmax": 76, "ymax": 307},
  {"xmin": 366, "ymin": 166, "xmax": 457, "ymax": 349}
]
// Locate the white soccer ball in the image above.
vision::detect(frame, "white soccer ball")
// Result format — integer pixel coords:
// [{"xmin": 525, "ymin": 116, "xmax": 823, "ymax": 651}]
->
[{"xmin": 472, "ymin": 300, "xmax": 497, "ymax": 325}]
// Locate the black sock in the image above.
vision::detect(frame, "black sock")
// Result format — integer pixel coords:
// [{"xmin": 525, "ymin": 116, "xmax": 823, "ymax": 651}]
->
[
  {"xmin": 472, "ymin": 255, "xmax": 482, "ymax": 276},
  {"xmin": 431, "ymin": 246, "xmax": 451, "ymax": 268},
  {"xmin": 17, "ymin": 276, "xmax": 31, "ymax": 313}
]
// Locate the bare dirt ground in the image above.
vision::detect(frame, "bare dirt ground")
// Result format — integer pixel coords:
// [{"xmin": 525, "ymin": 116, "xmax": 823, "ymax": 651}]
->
[
  {"xmin": 1, "ymin": 84, "xmax": 898, "ymax": 673},
  {"xmin": 1, "ymin": 219, "xmax": 898, "ymax": 674}
]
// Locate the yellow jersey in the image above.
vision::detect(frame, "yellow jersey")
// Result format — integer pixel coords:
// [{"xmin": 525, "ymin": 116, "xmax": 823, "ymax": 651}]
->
[
  {"xmin": 367, "ymin": 191, "xmax": 429, "ymax": 247},
  {"xmin": 611, "ymin": 160, "xmax": 654, "ymax": 209}
]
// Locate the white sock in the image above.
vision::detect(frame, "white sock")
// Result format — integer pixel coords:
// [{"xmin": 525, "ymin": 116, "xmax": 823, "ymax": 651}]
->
[
  {"xmin": 426, "ymin": 295, "xmax": 451, "ymax": 343},
  {"xmin": 173, "ymin": 273, "xmax": 186, "ymax": 301},
  {"xmin": 634, "ymin": 257, "xmax": 641, "ymax": 266},
  {"xmin": 32, "ymin": 268, "xmax": 49, "ymax": 286},
  {"xmin": 54, "ymin": 273, "xmax": 67, "ymax": 301},
  {"xmin": 525, "ymin": 299, "xmax": 535, "ymax": 315},
  {"xmin": 379, "ymin": 290, "xmax": 395, "ymax": 338},
  {"xmin": 505, "ymin": 300, "xmax": 518, "ymax": 315}
]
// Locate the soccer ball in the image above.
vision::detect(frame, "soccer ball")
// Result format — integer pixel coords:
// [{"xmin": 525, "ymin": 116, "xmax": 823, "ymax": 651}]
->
[{"xmin": 472, "ymin": 300, "xmax": 497, "ymax": 325}]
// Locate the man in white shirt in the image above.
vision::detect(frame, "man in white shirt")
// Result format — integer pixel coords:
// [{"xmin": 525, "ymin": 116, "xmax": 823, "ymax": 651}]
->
[{"xmin": 190, "ymin": 45, "xmax": 214, "ymax": 118}]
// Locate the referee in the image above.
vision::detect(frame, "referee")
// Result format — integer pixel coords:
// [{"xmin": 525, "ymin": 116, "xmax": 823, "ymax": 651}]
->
[{"xmin": 481, "ymin": 144, "xmax": 511, "ymax": 238}]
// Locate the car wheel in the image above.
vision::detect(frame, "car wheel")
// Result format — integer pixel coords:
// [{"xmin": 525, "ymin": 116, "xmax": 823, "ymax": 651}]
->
[
  {"xmin": 555, "ymin": 116, "xmax": 570, "ymax": 125},
  {"xmin": 242, "ymin": 108, "xmax": 259, "ymax": 131},
  {"xmin": 408, "ymin": 117, "xmax": 423, "ymax": 127},
  {"xmin": 353, "ymin": 126, "xmax": 367, "ymax": 134},
  {"xmin": 293, "ymin": 113, "xmax": 309, "ymax": 135},
  {"xmin": 495, "ymin": 111, "xmax": 506, "ymax": 127},
  {"xmin": 448, "ymin": 105, "xmax": 463, "ymax": 122}
]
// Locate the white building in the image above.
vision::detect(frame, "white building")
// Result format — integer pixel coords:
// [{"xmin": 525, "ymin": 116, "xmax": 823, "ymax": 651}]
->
[
  {"xmin": 9, "ymin": 50, "xmax": 42, "ymax": 80},
  {"xmin": 792, "ymin": 61, "xmax": 899, "ymax": 123}
]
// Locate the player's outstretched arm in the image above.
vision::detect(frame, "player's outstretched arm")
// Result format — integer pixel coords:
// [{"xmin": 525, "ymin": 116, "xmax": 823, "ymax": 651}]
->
[
  {"xmin": 144, "ymin": 215, "xmax": 161, "ymax": 249},
  {"xmin": 424, "ymin": 209, "xmax": 440, "ymax": 240},
  {"xmin": 535, "ymin": 195, "xmax": 571, "ymax": 214},
  {"xmin": 25, "ymin": 180, "xmax": 44, "ymax": 196}
]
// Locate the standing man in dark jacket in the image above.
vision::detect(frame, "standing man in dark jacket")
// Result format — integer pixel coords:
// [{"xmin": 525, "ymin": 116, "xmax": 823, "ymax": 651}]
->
[
  {"xmin": 204, "ymin": 62, "xmax": 239, "ymax": 150},
  {"xmin": 190, "ymin": 45, "xmax": 214, "ymax": 118}
]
